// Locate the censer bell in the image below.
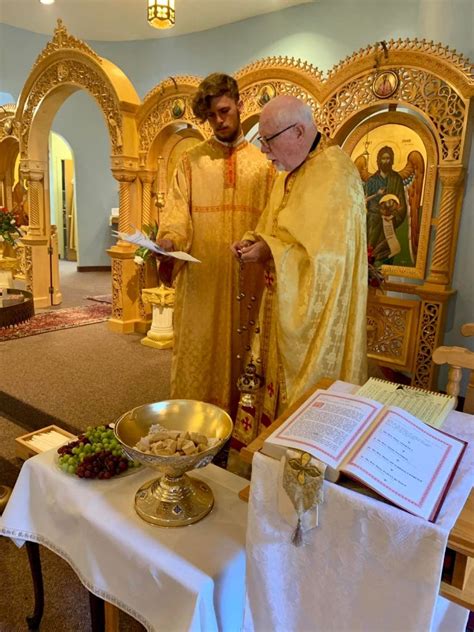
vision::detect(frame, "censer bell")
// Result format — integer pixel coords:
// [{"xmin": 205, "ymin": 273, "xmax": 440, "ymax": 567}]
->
[{"xmin": 237, "ymin": 360, "xmax": 264, "ymax": 407}]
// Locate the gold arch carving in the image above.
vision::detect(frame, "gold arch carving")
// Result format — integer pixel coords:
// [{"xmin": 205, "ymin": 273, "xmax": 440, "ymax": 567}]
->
[
  {"xmin": 15, "ymin": 19, "xmax": 140, "ymax": 161},
  {"xmin": 137, "ymin": 76, "xmax": 208, "ymax": 163}
]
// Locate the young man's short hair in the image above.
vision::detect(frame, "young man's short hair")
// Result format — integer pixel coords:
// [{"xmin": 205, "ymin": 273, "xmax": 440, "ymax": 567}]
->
[{"xmin": 192, "ymin": 73, "xmax": 240, "ymax": 122}]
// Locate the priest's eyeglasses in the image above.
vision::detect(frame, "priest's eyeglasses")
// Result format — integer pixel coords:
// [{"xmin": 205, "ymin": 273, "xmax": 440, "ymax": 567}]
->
[{"xmin": 257, "ymin": 124, "xmax": 297, "ymax": 148}]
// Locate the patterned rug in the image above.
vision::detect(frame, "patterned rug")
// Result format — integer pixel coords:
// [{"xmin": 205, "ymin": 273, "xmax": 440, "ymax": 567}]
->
[
  {"xmin": 0, "ymin": 303, "xmax": 111, "ymax": 341},
  {"xmin": 86, "ymin": 294, "xmax": 112, "ymax": 304}
]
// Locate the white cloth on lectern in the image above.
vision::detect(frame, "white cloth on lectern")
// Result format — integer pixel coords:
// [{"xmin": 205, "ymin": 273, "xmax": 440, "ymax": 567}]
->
[{"xmin": 244, "ymin": 423, "xmax": 473, "ymax": 632}]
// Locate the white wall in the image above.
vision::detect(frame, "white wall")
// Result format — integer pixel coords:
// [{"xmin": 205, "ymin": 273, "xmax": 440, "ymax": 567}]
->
[{"xmin": 0, "ymin": 0, "xmax": 472, "ymax": 390}]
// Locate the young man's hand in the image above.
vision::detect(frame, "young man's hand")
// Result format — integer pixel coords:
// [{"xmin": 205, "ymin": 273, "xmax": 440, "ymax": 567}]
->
[
  {"xmin": 155, "ymin": 239, "xmax": 175, "ymax": 259},
  {"xmin": 156, "ymin": 238, "xmax": 175, "ymax": 252}
]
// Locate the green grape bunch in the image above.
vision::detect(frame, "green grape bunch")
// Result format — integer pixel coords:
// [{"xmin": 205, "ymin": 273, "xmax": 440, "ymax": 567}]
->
[{"xmin": 57, "ymin": 425, "xmax": 140, "ymax": 479}]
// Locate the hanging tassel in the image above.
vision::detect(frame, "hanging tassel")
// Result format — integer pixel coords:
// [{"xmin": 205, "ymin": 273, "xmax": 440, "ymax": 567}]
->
[{"xmin": 291, "ymin": 518, "xmax": 303, "ymax": 547}]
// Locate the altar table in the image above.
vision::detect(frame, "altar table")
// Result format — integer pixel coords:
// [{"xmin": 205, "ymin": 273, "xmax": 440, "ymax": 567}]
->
[
  {"xmin": 241, "ymin": 379, "xmax": 474, "ymax": 631},
  {"xmin": 0, "ymin": 451, "xmax": 249, "ymax": 632}
]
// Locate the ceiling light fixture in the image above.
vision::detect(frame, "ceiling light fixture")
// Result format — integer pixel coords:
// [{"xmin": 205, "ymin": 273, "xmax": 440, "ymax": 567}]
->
[
  {"xmin": 39, "ymin": 0, "xmax": 56, "ymax": 5},
  {"xmin": 147, "ymin": 0, "xmax": 175, "ymax": 30}
]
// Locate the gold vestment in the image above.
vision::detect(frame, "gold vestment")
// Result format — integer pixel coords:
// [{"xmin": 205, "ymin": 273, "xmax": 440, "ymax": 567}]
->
[
  {"xmin": 233, "ymin": 138, "xmax": 368, "ymax": 447},
  {"xmin": 158, "ymin": 138, "xmax": 274, "ymax": 415}
]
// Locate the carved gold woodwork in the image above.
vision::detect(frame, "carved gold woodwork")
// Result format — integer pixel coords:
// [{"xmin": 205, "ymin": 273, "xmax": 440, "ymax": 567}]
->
[
  {"xmin": 13, "ymin": 26, "xmax": 473, "ymax": 376},
  {"xmin": 112, "ymin": 169, "xmax": 137, "ymax": 235},
  {"xmin": 413, "ymin": 299, "xmax": 445, "ymax": 389},
  {"xmin": 427, "ymin": 167, "xmax": 465, "ymax": 286},
  {"xmin": 13, "ymin": 19, "xmax": 142, "ymax": 320},
  {"xmin": 138, "ymin": 76, "xmax": 208, "ymax": 160},
  {"xmin": 137, "ymin": 262, "xmax": 148, "ymax": 323},
  {"xmin": 14, "ymin": 241, "xmax": 27, "ymax": 281},
  {"xmin": 236, "ymin": 41, "xmax": 472, "ymax": 389},
  {"xmin": 35, "ymin": 18, "xmax": 101, "ymax": 66},
  {"xmin": 140, "ymin": 171, "xmax": 155, "ymax": 227},
  {"xmin": 111, "ymin": 258, "xmax": 123, "ymax": 321},
  {"xmin": 367, "ymin": 293, "xmax": 420, "ymax": 371},
  {"xmin": 0, "ymin": 105, "xmax": 20, "ymax": 212}
]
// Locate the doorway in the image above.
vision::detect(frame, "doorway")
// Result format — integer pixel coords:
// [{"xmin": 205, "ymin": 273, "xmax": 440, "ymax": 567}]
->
[{"xmin": 49, "ymin": 132, "xmax": 78, "ymax": 261}]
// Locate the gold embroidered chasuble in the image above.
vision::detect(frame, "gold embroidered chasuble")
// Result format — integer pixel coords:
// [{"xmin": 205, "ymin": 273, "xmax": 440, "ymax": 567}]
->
[
  {"xmin": 158, "ymin": 138, "xmax": 274, "ymax": 415},
  {"xmin": 233, "ymin": 139, "xmax": 368, "ymax": 447}
]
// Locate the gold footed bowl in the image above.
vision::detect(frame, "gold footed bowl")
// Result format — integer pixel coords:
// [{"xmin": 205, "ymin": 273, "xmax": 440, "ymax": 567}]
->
[{"xmin": 114, "ymin": 400, "xmax": 233, "ymax": 527}]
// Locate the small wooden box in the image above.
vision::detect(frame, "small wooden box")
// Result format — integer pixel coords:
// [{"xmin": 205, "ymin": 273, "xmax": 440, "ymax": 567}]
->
[{"xmin": 15, "ymin": 425, "xmax": 76, "ymax": 461}]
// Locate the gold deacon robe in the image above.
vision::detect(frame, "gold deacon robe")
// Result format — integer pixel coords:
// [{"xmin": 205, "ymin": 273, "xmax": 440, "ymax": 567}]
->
[
  {"xmin": 158, "ymin": 138, "xmax": 274, "ymax": 416},
  {"xmin": 233, "ymin": 137, "xmax": 368, "ymax": 448}
]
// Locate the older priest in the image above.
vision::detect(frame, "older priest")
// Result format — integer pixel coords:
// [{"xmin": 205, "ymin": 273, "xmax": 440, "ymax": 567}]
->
[
  {"xmin": 157, "ymin": 74, "xmax": 274, "ymax": 417},
  {"xmin": 231, "ymin": 95, "xmax": 368, "ymax": 448}
]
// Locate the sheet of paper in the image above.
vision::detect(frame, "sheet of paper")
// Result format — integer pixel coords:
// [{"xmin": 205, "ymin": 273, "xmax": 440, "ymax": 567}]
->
[
  {"xmin": 112, "ymin": 230, "xmax": 201, "ymax": 263},
  {"xmin": 357, "ymin": 378, "xmax": 454, "ymax": 428},
  {"xmin": 356, "ymin": 378, "xmax": 396, "ymax": 404},
  {"xmin": 383, "ymin": 388, "xmax": 453, "ymax": 429},
  {"xmin": 266, "ymin": 391, "xmax": 383, "ymax": 469},
  {"xmin": 344, "ymin": 407, "xmax": 465, "ymax": 519}
]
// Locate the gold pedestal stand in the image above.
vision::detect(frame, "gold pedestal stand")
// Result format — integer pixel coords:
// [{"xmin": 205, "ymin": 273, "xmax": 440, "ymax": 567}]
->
[
  {"xmin": 135, "ymin": 474, "xmax": 214, "ymax": 527},
  {"xmin": 141, "ymin": 285, "xmax": 174, "ymax": 350}
]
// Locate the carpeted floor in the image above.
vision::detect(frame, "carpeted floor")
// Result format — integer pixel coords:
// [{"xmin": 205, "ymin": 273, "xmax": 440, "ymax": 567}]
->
[
  {"xmin": 0, "ymin": 303, "xmax": 111, "ymax": 341},
  {"xmin": 0, "ymin": 263, "xmax": 172, "ymax": 631}
]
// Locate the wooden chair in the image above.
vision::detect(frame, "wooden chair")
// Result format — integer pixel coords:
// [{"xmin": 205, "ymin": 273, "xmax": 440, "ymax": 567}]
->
[{"xmin": 433, "ymin": 323, "xmax": 474, "ymax": 413}]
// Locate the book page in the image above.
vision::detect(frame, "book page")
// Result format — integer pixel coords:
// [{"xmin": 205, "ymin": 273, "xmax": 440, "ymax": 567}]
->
[
  {"xmin": 344, "ymin": 407, "xmax": 465, "ymax": 520},
  {"xmin": 265, "ymin": 391, "xmax": 383, "ymax": 469}
]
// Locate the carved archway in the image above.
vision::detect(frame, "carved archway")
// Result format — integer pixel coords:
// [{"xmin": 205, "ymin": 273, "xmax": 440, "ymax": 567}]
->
[
  {"xmin": 15, "ymin": 19, "xmax": 142, "ymax": 322},
  {"xmin": 16, "ymin": 30, "xmax": 472, "ymax": 365}
]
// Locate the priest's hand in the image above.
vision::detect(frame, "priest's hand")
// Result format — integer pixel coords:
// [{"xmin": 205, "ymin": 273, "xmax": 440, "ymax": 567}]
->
[
  {"xmin": 230, "ymin": 239, "xmax": 253, "ymax": 260},
  {"xmin": 239, "ymin": 240, "xmax": 272, "ymax": 264}
]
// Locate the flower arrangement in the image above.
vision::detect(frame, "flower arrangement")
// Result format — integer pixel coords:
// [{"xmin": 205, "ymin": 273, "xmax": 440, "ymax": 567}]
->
[
  {"xmin": 367, "ymin": 246, "xmax": 385, "ymax": 289},
  {"xmin": 133, "ymin": 221, "xmax": 159, "ymax": 266},
  {"xmin": 0, "ymin": 206, "xmax": 23, "ymax": 246}
]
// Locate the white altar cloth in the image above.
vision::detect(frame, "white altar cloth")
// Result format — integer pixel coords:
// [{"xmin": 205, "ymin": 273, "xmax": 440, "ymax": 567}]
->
[
  {"xmin": 244, "ymin": 381, "xmax": 474, "ymax": 632},
  {"xmin": 0, "ymin": 450, "xmax": 248, "ymax": 632}
]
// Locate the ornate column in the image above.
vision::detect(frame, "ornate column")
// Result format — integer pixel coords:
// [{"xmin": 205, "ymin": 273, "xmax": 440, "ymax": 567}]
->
[
  {"xmin": 141, "ymin": 285, "xmax": 174, "ymax": 349},
  {"xmin": 140, "ymin": 170, "xmax": 155, "ymax": 228},
  {"xmin": 426, "ymin": 166, "xmax": 465, "ymax": 287},
  {"xmin": 107, "ymin": 158, "xmax": 142, "ymax": 333},
  {"xmin": 20, "ymin": 161, "xmax": 52, "ymax": 307},
  {"xmin": 24, "ymin": 166, "xmax": 45, "ymax": 238},
  {"xmin": 115, "ymin": 171, "xmax": 136, "ymax": 236}
]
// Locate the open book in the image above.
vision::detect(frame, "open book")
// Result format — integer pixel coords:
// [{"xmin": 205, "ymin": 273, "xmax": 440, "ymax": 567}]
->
[
  {"xmin": 112, "ymin": 229, "xmax": 201, "ymax": 263},
  {"xmin": 356, "ymin": 378, "xmax": 455, "ymax": 428},
  {"xmin": 262, "ymin": 390, "xmax": 466, "ymax": 521}
]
